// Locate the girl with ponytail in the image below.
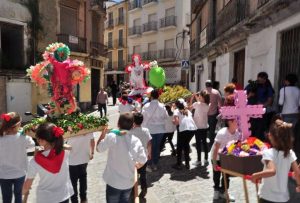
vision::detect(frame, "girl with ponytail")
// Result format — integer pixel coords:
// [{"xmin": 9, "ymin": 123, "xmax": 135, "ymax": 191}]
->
[
  {"xmin": 22, "ymin": 123, "xmax": 74, "ymax": 203},
  {"xmin": 0, "ymin": 112, "xmax": 35, "ymax": 203}
]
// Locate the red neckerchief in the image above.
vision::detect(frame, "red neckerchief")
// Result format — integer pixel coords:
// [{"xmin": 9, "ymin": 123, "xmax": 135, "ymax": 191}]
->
[{"xmin": 35, "ymin": 149, "xmax": 65, "ymax": 174}]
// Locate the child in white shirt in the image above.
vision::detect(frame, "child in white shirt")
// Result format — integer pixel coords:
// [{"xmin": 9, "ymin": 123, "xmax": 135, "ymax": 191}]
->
[
  {"xmin": 119, "ymin": 95, "xmax": 135, "ymax": 113},
  {"xmin": 160, "ymin": 104, "xmax": 176, "ymax": 155},
  {"xmin": 97, "ymin": 113, "xmax": 147, "ymax": 203},
  {"xmin": 66, "ymin": 132, "xmax": 95, "ymax": 203},
  {"xmin": 251, "ymin": 119, "xmax": 300, "ymax": 203},
  {"xmin": 189, "ymin": 90, "xmax": 210, "ymax": 165},
  {"xmin": 129, "ymin": 112, "xmax": 152, "ymax": 198},
  {"xmin": 0, "ymin": 112, "xmax": 35, "ymax": 203},
  {"xmin": 22, "ymin": 123, "xmax": 74, "ymax": 203}
]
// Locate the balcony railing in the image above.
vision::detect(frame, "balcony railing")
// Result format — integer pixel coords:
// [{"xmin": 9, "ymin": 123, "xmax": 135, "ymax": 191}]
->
[
  {"xmin": 257, "ymin": 0, "xmax": 270, "ymax": 8},
  {"xmin": 106, "ymin": 41, "xmax": 113, "ymax": 49},
  {"xmin": 129, "ymin": 1, "xmax": 142, "ymax": 11},
  {"xmin": 90, "ymin": 41, "xmax": 107, "ymax": 57},
  {"xmin": 106, "ymin": 19, "xmax": 114, "ymax": 29},
  {"xmin": 116, "ymin": 16, "xmax": 125, "ymax": 25},
  {"xmin": 216, "ymin": 0, "xmax": 249, "ymax": 36},
  {"xmin": 190, "ymin": 36, "xmax": 200, "ymax": 57},
  {"xmin": 57, "ymin": 34, "xmax": 86, "ymax": 53},
  {"xmin": 160, "ymin": 16, "xmax": 176, "ymax": 28},
  {"xmin": 143, "ymin": 21, "xmax": 157, "ymax": 33},
  {"xmin": 115, "ymin": 38, "xmax": 125, "ymax": 48},
  {"xmin": 191, "ymin": 0, "xmax": 206, "ymax": 13},
  {"xmin": 142, "ymin": 0, "xmax": 158, "ymax": 6},
  {"xmin": 129, "ymin": 26, "xmax": 142, "ymax": 36},
  {"xmin": 142, "ymin": 51, "xmax": 157, "ymax": 60},
  {"xmin": 159, "ymin": 48, "xmax": 176, "ymax": 59}
]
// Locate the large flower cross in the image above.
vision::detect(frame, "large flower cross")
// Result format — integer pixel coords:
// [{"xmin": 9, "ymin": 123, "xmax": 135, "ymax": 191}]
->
[{"xmin": 219, "ymin": 90, "xmax": 265, "ymax": 140}]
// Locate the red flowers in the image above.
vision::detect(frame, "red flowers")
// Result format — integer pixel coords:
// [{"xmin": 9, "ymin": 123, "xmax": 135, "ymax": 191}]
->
[
  {"xmin": 53, "ymin": 126, "xmax": 64, "ymax": 138},
  {"xmin": 1, "ymin": 114, "xmax": 11, "ymax": 122},
  {"xmin": 77, "ymin": 123, "xmax": 83, "ymax": 130}
]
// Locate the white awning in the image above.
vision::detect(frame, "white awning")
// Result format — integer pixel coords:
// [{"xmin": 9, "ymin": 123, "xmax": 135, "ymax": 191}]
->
[{"xmin": 104, "ymin": 70, "xmax": 126, "ymax": 75}]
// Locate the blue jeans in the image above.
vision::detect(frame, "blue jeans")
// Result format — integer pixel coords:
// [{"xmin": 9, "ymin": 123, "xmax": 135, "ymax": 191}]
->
[
  {"xmin": 106, "ymin": 184, "xmax": 132, "ymax": 203},
  {"xmin": 149, "ymin": 133, "xmax": 164, "ymax": 166},
  {"xmin": 0, "ymin": 176, "xmax": 25, "ymax": 203},
  {"xmin": 282, "ymin": 113, "xmax": 299, "ymax": 127}
]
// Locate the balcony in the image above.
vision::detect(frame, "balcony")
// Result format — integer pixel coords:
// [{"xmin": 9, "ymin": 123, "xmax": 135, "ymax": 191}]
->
[
  {"xmin": 257, "ymin": 0, "xmax": 270, "ymax": 8},
  {"xmin": 159, "ymin": 16, "xmax": 176, "ymax": 30},
  {"xmin": 105, "ymin": 19, "xmax": 114, "ymax": 29},
  {"xmin": 216, "ymin": 0, "xmax": 249, "ymax": 36},
  {"xmin": 116, "ymin": 16, "xmax": 125, "ymax": 26},
  {"xmin": 57, "ymin": 34, "xmax": 86, "ymax": 53},
  {"xmin": 106, "ymin": 41, "xmax": 114, "ymax": 49},
  {"xmin": 192, "ymin": 0, "xmax": 206, "ymax": 13},
  {"xmin": 128, "ymin": 26, "xmax": 142, "ymax": 37},
  {"xmin": 190, "ymin": 36, "xmax": 200, "ymax": 57},
  {"xmin": 159, "ymin": 48, "xmax": 176, "ymax": 59},
  {"xmin": 142, "ymin": 51, "xmax": 157, "ymax": 60},
  {"xmin": 142, "ymin": 0, "xmax": 158, "ymax": 8},
  {"xmin": 115, "ymin": 38, "xmax": 125, "ymax": 48},
  {"xmin": 129, "ymin": 1, "xmax": 142, "ymax": 12},
  {"xmin": 143, "ymin": 21, "xmax": 157, "ymax": 34},
  {"xmin": 90, "ymin": 41, "xmax": 107, "ymax": 57}
]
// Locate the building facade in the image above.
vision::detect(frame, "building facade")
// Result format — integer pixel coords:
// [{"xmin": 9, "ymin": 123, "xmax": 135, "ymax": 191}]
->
[
  {"xmin": 190, "ymin": 0, "xmax": 300, "ymax": 98},
  {"xmin": 127, "ymin": 0, "xmax": 191, "ymax": 86},
  {"xmin": 32, "ymin": 0, "xmax": 107, "ymax": 111},
  {"xmin": 104, "ymin": 0, "xmax": 128, "ymax": 87}
]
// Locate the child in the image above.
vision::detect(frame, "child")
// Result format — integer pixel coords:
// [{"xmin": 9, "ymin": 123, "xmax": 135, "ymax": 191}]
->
[
  {"xmin": 66, "ymin": 132, "xmax": 95, "ymax": 203},
  {"xmin": 189, "ymin": 90, "xmax": 210, "ymax": 165},
  {"xmin": 211, "ymin": 118, "xmax": 240, "ymax": 201},
  {"xmin": 97, "ymin": 113, "xmax": 147, "ymax": 203},
  {"xmin": 119, "ymin": 94, "xmax": 135, "ymax": 113},
  {"xmin": 0, "ymin": 112, "xmax": 35, "ymax": 203},
  {"xmin": 160, "ymin": 104, "xmax": 176, "ymax": 156},
  {"xmin": 129, "ymin": 112, "xmax": 152, "ymax": 198},
  {"xmin": 251, "ymin": 119, "xmax": 300, "ymax": 203},
  {"xmin": 173, "ymin": 99, "xmax": 197, "ymax": 170},
  {"xmin": 22, "ymin": 123, "xmax": 74, "ymax": 203}
]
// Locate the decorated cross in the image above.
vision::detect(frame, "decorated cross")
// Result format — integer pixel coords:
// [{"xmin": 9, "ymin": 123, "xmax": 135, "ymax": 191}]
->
[{"xmin": 219, "ymin": 90, "xmax": 265, "ymax": 140}]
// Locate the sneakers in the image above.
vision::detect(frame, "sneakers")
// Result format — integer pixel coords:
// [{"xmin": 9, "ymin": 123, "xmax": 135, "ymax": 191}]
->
[
  {"xmin": 219, "ymin": 192, "xmax": 235, "ymax": 202},
  {"xmin": 192, "ymin": 161, "xmax": 202, "ymax": 166},
  {"xmin": 213, "ymin": 191, "xmax": 220, "ymax": 200},
  {"xmin": 146, "ymin": 166, "xmax": 152, "ymax": 173}
]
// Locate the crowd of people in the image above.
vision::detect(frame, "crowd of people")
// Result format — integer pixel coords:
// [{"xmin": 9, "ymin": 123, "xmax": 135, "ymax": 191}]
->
[{"xmin": 1, "ymin": 71, "xmax": 300, "ymax": 203}]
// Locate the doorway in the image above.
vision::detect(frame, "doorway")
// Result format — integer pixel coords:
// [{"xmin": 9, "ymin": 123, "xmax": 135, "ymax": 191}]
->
[
  {"xmin": 91, "ymin": 68, "xmax": 100, "ymax": 105},
  {"xmin": 234, "ymin": 49, "xmax": 245, "ymax": 87}
]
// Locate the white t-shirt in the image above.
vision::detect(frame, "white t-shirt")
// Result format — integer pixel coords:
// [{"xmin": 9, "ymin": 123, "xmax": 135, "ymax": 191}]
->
[
  {"xmin": 119, "ymin": 103, "xmax": 135, "ymax": 114},
  {"xmin": 174, "ymin": 109, "xmax": 197, "ymax": 132},
  {"xmin": 27, "ymin": 150, "xmax": 74, "ymax": 203},
  {"xmin": 192, "ymin": 102, "xmax": 209, "ymax": 129},
  {"xmin": 0, "ymin": 133, "xmax": 35, "ymax": 179},
  {"xmin": 210, "ymin": 127, "xmax": 240, "ymax": 160},
  {"xmin": 129, "ymin": 127, "xmax": 152, "ymax": 156},
  {"xmin": 66, "ymin": 133, "xmax": 95, "ymax": 165},
  {"xmin": 279, "ymin": 86, "xmax": 300, "ymax": 114},
  {"xmin": 259, "ymin": 148, "xmax": 297, "ymax": 202},
  {"xmin": 165, "ymin": 115, "xmax": 176, "ymax": 133},
  {"xmin": 142, "ymin": 100, "xmax": 168, "ymax": 134},
  {"xmin": 97, "ymin": 132, "xmax": 147, "ymax": 190}
]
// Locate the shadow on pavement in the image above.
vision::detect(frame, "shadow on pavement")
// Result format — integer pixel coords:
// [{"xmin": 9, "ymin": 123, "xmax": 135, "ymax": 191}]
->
[{"xmin": 147, "ymin": 155, "xmax": 210, "ymax": 187}]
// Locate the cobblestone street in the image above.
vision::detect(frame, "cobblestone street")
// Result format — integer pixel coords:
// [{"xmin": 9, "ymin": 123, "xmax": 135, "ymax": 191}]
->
[{"xmin": 13, "ymin": 103, "xmax": 300, "ymax": 203}]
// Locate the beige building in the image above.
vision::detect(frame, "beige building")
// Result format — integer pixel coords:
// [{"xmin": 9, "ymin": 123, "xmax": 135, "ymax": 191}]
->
[
  {"xmin": 127, "ymin": 0, "xmax": 191, "ymax": 86},
  {"xmin": 189, "ymin": 0, "xmax": 300, "ymax": 96},
  {"xmin": 33, "ymin": 0, "xmax": 107, "ymax": 111},
  {"xmin": 104, "ymin": 0, "xmax": 128, "ymax": 87}
]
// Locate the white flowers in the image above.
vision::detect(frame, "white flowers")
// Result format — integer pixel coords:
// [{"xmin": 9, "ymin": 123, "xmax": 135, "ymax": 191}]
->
[{"xmin": 149, "ymin": 60, "xmax": 158, "ymax": 68}]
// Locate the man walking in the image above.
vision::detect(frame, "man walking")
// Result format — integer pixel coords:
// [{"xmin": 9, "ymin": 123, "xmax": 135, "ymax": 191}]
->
[
  {"xmin": 206, "ymin": 80, "xmax": 222, "ymax": 146},
  {"xmin": 110, "ymin": 81, "xmax": 118, "ymax": 106},
  {"xmin": 97, "ymin": 88, "xmax": 108, "ymax": 117}
]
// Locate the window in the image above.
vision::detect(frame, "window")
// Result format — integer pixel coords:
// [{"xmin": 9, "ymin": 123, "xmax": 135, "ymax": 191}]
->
[
  {"xmin": 109, "ymin": 12, "xmax": 113, "ymax": 21},
  {"xmin": 118, "ymin": 50, "xmax": 124, "ymax": 69},
  {"xmin": 118, "ymin": 7, "xmax": 124, "ymax": 18},
  {"xmin": 165, "ymin": 7, "xmax": 175, "ymax": 17},
  {"xmin": 133, "ymin": 45, "xmax": 141, "ymax": 54},
  {"xmin": 108, "ymin": 52, "xmax": 113, "ymax": 69},
  {"xmin": 108, "ymin": 32, "xmax": 113, "ymax": 48},
  {"xmin": 60, "ymin": 5, "xmax": 78, "ymax": 35},
  {"xmin": 118, "ymin": 30, "xmax": 123, "ymax": 47}
]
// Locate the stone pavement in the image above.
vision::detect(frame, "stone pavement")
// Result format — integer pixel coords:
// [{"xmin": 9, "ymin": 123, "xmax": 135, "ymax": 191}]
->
[{"xmin": 3, "ymin": 98, "xmax": 300, "ymax": 203}]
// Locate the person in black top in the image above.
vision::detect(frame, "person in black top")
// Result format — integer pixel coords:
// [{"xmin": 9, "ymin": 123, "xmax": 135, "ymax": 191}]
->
[{"xmin": 110, "ymin": 81, "xmax": 119, "ymax": 106}]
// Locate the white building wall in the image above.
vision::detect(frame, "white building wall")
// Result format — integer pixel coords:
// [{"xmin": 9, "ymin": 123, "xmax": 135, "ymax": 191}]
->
[{"xmin": 245, "ymin": 12, "xmax": 300, "ymax": 90}]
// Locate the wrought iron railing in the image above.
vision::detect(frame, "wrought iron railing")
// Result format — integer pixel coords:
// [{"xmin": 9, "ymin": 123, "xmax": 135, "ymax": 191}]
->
[
  {"xmin": 106, "ymin": 41, "xmax": 113, "ymax": 49},
  {"xmin": 90, "ymin": 41, "xmax": 107, "ymax": 57},
  {"xmin": 116, "ymin": 16, "xmax": 125, "ymax": 25},
  {"xmin": 216, "ymin": 0, "xmax": 249, "ymax": 36},
  {"xmin": 143, "ymin": 21, "xmax": 157, "ymax": 33},
  {"xmin": 116, "ymin": 38, "xmax": 125, "ymax": 48},
  {"xmin": 129, "ymin": 0, "xmax": 142, "ymax": 10},
  {"xmin": 159, "ymin": 48, "xmax": 176, "ymax": 59},
  {"xmin": 142, "ymin": 51, "xmax": 157, "ymax": 60},
  {"xmin": 129, "ymin": 26, "xmax": 142, "ymax": 36},
  {"xmin": 57, "ymin": 34, "xmax": 87, "ymax": 53},
  {"xmin": 160, "ymin": 16, "xmax": 177, "ymax": 28},
  {"xmin": 106, "ymin": 19, "xmax": 114, "ymax": 29},
  {"xmin": 142, "ymin": 0, "xmax": 158, "ymax": 6}
]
